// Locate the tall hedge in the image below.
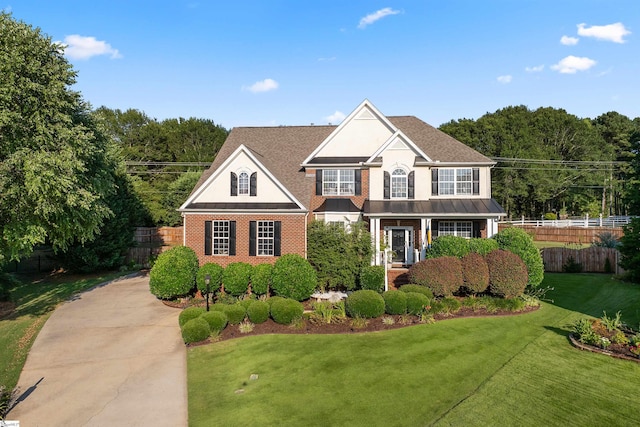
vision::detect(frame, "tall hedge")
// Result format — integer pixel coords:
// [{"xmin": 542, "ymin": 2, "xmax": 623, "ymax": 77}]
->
[
  {"xmin": 149, "ymin": 246, "xmax": 199, "ymax": 299},
  {"xmin": 359, "ymin": 265, "xmax": 385, "ymax": 292},
  {"xmin": 493, "ymin": 227, "xmax": 544, "ymax": 287},
  {"xmin": 426, "ymin": 235, "xmax": 470, "ymax": 259},
  {"xmin": 251, "ymin": 263, "xmax": 273, "ymax": 295},
  {"xmin": 461, "ymin": 252, "xmax": 489, "ymax": 294},
  {"xmin": 408, "ymin": 256, "xmax": 463, "ymax": 297},
  {"xmin": 222, "ymin": 262, "xmax": 252, "ymax": 296},
  {"xmin": 196, "ymin": 263, "xmax": 223, "ymax": 295},
  {"xmin": 485, "ymin": 249, "xmax": 528, "ymax": 298},
  {"xmin": 272, "ymin": 254, "xmax": 317, "ymax": 301}
]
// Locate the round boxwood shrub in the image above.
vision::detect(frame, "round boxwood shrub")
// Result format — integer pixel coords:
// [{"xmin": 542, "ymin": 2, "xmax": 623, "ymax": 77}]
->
[
  {"xmin": 271, "ymin": 254, "xmax": 317, "ymax": 301},
  {"xmin": 427, "ymin": 235, "xmax": 470, "ymax": 259},
  {"xmin": 200, "ymin": 310, "xmax": 228, "ymax": 332},
  {"xmin": 196, "ymin": 263, "xmax": 223, "ymax": 295},
  {"xmin": 238, "ymin": 298, "xmax": 255, "ymax": 310},
  {"xmin": 270, "ymin": 298, "xmax": 304, "ymax": 324},
  {"xmin": 223, "ymin": 303, "xmax": 247, "ymax": 325},
  {"xmin": 345, "ymin": 290, "xmax": 385, "ymax": 318},
  {"xmin": 360, "ymin": 265, "xmax": 385, "ymax": 292},
  {"xmin": 251, "ymin": 263, "xmax": 273, "ymax": 296},
  {"xmin": 382, "ymin": 290, "xmax": 407, "ymax": 315},
  {"xmin": 493, "ymin": 227, "xmax": 544, "ymax": 287},
  {"xmin": 405, "ymin": 292, "xmax": 430, "ymax": 315},
  {"xmin": 408, "ymin": 256, "xmax": 463, "ymax": 297},
  {"xmin": 399, "ymin": 284, "xmax": 434, "ymax": 299},
  {"xmin": 461, "ymin": 252, "xmax": 490, "ymax": 294},
  {"xmin": 467, "ymin": 238, "xmax": 499, "ymax": 255},
  {"xmin": 485, "ymin": 249, "xmax": 529, "ymax": 298},
  {"xmin": 246, "ymin": 300, "xmax": 270, "ymax": 324},
  {"xmin": 181, "ymin": 317, "xmax": 210, "ymax": 344},
  {"xmin": 178, "ymin": 306, "xmax": 205, "ymax": 327},
  {"xmin": 222, "ymin": 262, "xmax": 253, "ymax": 296},
  {"xmin": 149, "ymin": 246, "xmax": 199, "ymax": 299},
  {"xmin": 210, "ymin": 303, "xmax": 227, "ymax": 312},
  {"xmin": 267, "ymin": 296, "xmax": 285, "ymax": 308}
]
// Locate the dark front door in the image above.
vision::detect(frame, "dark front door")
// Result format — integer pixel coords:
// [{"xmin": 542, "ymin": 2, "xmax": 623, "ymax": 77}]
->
[{"xmin": 391, "ymin": 229, "xmax": 405, "ymax": 263}]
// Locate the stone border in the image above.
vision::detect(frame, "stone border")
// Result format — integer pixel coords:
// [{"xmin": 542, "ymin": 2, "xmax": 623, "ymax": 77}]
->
[{"xmin": 568, "ymin": 334, "xmax": 640, "ymax": 364}]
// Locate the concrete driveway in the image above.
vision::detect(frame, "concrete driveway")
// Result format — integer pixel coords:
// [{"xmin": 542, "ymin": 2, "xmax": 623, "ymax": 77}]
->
[{"xmin": 9, "ymin": 274, "xmax": 187, "ymax": 426}]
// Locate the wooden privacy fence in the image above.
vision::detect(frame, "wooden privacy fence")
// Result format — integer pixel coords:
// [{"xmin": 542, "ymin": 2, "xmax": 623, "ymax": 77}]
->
[
  {"xmin": 541, "ymin": 247, "xmax": 624, "ymax": 274},
  {"xmin": 499, "ymin": 224, "xmax": 623, "ymax": 244},
  {"xmin": 127, "ymin": 226, "xmax": 183, "ymax": 267}
]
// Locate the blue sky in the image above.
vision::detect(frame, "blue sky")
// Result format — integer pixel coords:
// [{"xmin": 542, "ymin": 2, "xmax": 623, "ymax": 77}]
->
[{"xmin": 6, "ymin": 1, "xmax": 639, "ymax": 129}]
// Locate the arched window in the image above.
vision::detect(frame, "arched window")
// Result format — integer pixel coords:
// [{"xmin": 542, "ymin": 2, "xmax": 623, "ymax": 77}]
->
[
  {"xmin": 238, "ymin": 172, "xmax": 249, "ymax": 195},
  {"xmin": 391, "ymin": 168, "xmax": 407, "ymax": 198}
]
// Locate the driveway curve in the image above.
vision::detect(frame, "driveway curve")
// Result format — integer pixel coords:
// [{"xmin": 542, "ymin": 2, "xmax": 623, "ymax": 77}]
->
[{"xmin": 10, "ymin": 274, "xmax": 187, "ymax": 426}]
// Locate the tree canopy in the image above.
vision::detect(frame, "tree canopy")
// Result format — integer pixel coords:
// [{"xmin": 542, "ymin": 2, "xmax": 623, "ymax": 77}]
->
[
  {"xmin": 440, "ymin": 106, "xmax": 639, "ymax": 218},
  {"xmin": 0, "ymin": 13, "xmax": 116, "ymax": 264}
]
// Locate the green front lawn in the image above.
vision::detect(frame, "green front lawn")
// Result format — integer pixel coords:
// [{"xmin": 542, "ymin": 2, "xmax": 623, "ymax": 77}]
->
[
  {"xmin": 188, "ymin": 274, "xmax": 640, "ymax": 426},
  {"xmin": 0, "ymin": 271, "xmax": 130, "ymax": 389}
]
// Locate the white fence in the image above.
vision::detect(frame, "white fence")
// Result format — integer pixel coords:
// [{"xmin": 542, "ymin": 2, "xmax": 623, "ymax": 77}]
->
[{"xmin": 500, "ymin": 215, "xmax": 632, "ymax": 228}]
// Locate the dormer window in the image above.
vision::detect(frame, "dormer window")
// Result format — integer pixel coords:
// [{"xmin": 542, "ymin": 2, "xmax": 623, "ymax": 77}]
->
[{"xmin": 238, "ymin": 172, "xmax": 249, "ymax": 195}]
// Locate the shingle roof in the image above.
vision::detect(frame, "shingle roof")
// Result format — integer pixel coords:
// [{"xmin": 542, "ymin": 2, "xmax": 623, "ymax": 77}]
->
[{"xmin": 188, "ymin": 117, "xmax": 494, "ymax": 210}]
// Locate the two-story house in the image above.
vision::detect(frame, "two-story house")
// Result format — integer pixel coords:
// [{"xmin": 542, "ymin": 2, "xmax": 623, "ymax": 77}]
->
[{"xmin": 179, "ymin": 100, "xmax": 505, "ymax": 278}]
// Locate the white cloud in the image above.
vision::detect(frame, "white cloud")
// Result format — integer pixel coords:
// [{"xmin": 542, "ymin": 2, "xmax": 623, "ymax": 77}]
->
[
  {"xmin": 60, "ymin": 35, "xmax": 121, "ymax": 60},
  {"xmin": 577, "ymin": 22, "xmax": 631, "ymax": 43},
  {"xmin": 318, "ymin": 56, "xmax": 336, "ymax": 62},
  {"xmin": 497, "ymin": 75, "xmax": 512, "ymax": 84},
  {"xmin": 551, "ymin": 55, "xmax": 597, "ymax": 74},
  {"xmin": 525, "ymin": 65, "xmax": 544, "ymax": 72},
  {"xmin": 242, "ymin": 78, "xmax": 279, "ymax": 93},
  {"xmin": 325, "ymin": 111, "xmax": 346, "ymax": 124},
  {"xmin": 358, "ymin": 7, "xmax": 400, "ymax": 29},
  {"xmin": 560, "ymin": 35, "xmax": 579, "ymax": 45}
]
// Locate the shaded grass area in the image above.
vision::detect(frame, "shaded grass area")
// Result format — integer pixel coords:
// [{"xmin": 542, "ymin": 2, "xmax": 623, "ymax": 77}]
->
[
  {"xmin": 188, "ymin": 274, "xmax": 640, "ymax": 426},
  {"xmin": 0, "ymin": 271, "xmax": 131, "ymax": 389}
]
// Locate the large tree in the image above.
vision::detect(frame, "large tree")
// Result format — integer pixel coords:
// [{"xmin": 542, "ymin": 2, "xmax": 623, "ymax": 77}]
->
[{"xmin": 0, "ymin": 13, "xmax": 115, "ymax": 264}]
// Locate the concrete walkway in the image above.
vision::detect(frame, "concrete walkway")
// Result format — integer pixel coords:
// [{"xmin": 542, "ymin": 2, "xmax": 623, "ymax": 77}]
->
[{"xmin": 9, "ymin": 274, "xmax": 187, "ymax": 426}]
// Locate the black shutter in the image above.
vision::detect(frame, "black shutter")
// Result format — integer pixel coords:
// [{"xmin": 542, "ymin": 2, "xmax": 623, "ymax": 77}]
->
[
  {"xmin": 316, "ymin": 170, "xmax": 323, "ymax": 195},
  {"xmin": 431, "ymin": 169, "xmax": 438, "ymax": 196},
  {"xmin": 249, "ymin": 221, "xmax": 256, "ymax": 256},
  {"xmin": 383, "ymin": 171, "xmax": 390, "ymax": 199},
  {"xmin": 431, "ymin": 220, "xmax": 438, "ymax": 238},
  {"xmin": 473, "ymin": 221, "xmax": 481, "ymax": 238},
  {"xmin": 408, "ymin": 171, "xmax": 415, "ymax": 199},
  {"xmin": 274, "ymin": 221, "xmax": 281, "ymax": 256},
  {"xmin": 250, "ymin": 172, "xmax": 257, "ymax": 196},
  {"xmin": 354, "ymin": 169, "xmax": 362, "ymax": 196},
  {"xmin": 230, "ymin": 172, "xmax": 237, "ymax": 196},
  {"xmin": 229, "ymin": 221, "xmax": 236, "ymax": 255},
  {"xmin": 472, "ymin": 168, "xmax": 480, "ymax": 195},
  {"xmin": 204, "ymin": 221, "xmax": 212, "ymax": 255}
]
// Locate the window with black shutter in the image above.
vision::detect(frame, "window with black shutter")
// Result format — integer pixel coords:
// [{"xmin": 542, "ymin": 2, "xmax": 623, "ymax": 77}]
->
[
  {"xmin": 472, "ymin": 168, "xmax": 480, "ymax": 195},
  {"xmin": 230, "ymin": 172, "xmax": 238, "ymax": 196},
  {"xmin": 204, "ymin": 221, "xmax": 212, "ymax": 255},
  {"xmin": 408, "ymin": 171, "xmax": 415, "ymax": 199},
  {"xmin": 250, "ymin": 172, "xmax": 257, "ymax": 196},
  {"xmin": 383, "ymin": 171, "xmax": 390, "ymax": 199},
  {"xmin": 431, "ymin": 168, "xmax": 438, "ymax": 196}
]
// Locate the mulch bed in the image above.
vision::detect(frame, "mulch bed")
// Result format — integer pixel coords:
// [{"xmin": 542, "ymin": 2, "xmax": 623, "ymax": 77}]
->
[
  {"xmin": 568, "ymin": 334, "xmax": 640, "ymax": 363},
  {"xmin": 184, "ymin": 305, "xmax": 540, "ymax": 347}
]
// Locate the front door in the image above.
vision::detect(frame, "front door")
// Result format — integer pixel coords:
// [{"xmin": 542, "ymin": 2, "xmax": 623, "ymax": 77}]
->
[{"xmin": 391, "ymin": 229, "xmax": 405, "ymax": 263}]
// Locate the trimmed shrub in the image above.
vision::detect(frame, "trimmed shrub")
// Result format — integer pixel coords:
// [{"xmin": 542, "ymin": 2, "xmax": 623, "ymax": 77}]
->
[
  {"xmin": 196, "ymin": 263, "xmax": 223, "ymax": 295},
  {"xmin": 267, "ymin": 296, "xmax": 286, "ymax": 308},
  {"xmin": 382, "ymin": 290, "xmax": 407, "ymax": 315},
  {"xmin": 251, "ymin": 263, "xmax": 273, "ymax": 296},
  {"xmin": 485, "ymin": 249, "xmax": 528, "ymax": 298},
  {"xmin": 270, "ymin": 298, "xmax": 304, "ymax": 324},
  {"xmin": 360, "ymin": 265, "xmax": 385, "ymax": 292},
  {"xmin": 467, "ymin": 238, "xmax": 499, "ymax": 255},
  {"xmin": 222, "ymin": 262, "xmax": 252, "ymax": 296},
  {"xmin": 427, "ymin": 235, "xmax": 470, "ymax": 259},
  {"xmin": 201, "ymin": 310, "xmax": 228, "ymax": 332},
  {"xmin": 345, "ymin": 290, "xmax": 385, "ymax": 318},
  {"xmin": 408, "ymin": 257, "xmax": 463, "ymax": 297},
  {"xmin": 399, "ymin": 284, "xmax": 434, "ymax": 299},
  {"xmin": 461, "ymin": 252, "xmax": 490, "ymax": 294},
  {"xmin": 272, "ymin": 254, "xmax": 317, "ymax": 301},
  {"xmin": 493, "ymin": 227, "xmax": 544, "ymax": 287},
  {"xmin": 181, "ymin": 317, "xmax": 210, "ymax": 344},
  {"xmin": 238, "ymin": 298, "xmax": 255, "ymax": 310},
  {"xmin": 210, "ymin": 303, "xmax": 227, "ymax": 312},
  {"xmin": 149, "ymin": 246, "xmax": 199, "ymax": 299},
  {"xmin": 223, "ymin": 304, "xmax": 247, "ymax": 325},
  {"xmin": 178, "ymin": 306, "xmax": 205, "ymax": 327},
  {"xmin": 247, "ymin": 300, "xmax": 270, "ymax": 324},
  {"xmin": 405, "ymin": 292, "xmax": 430, "ymax": 315}
]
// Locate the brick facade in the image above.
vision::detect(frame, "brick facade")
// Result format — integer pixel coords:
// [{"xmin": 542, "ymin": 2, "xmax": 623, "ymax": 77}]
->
[
  {"xmin": 184, "ymin": 213, "xmax": 307, "ymax": 267},
  {"xmin": 308, "ymin": 168, "xmax": 369, "ymax": 223}
]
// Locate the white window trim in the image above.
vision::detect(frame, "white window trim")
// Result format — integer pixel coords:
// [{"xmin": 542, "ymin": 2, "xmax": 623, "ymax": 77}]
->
[
  {"xmin": 212, "ymin": 220, "xmax": 230, "ymax": 255},
  {"xmin": 257, "ymin": 220, "xmax": 275, "ymax": 256},
  {"xmin": 323, "ymin": 169, "xmax": 355, "ymax": 196},
  {"xmin": 438, "ymin": 221, "xmax": 473, "ymax": 238},
  {"xmin": 391, "ymin": 167, "xmax": 408, "ymax": 199},
  {"xmin": 438, "ymin": 168, "xmax": 472, "ymax": 196}
]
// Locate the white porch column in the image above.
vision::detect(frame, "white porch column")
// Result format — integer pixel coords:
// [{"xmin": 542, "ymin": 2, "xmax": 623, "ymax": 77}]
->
[
  {"xmin": 487, "ymin": 218, "xmax": 499, "ymax": 238},
  {"xmin": 370, "ymin": 217, "xmax": 381, "ymax": 265}
]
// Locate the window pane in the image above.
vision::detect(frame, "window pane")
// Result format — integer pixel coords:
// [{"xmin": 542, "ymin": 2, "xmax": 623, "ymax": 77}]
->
[
  {"xmin": 391, "ymin": 168, "xmax": 407, "ymax": 198},
  {"xmin": 323, "ymin": 169, "xmax": 354, "ymax": 195},
  {"xmin": 457, "ymin": 222, "xmax": 472, "ymax": 238},
  {"xmin": 257, "ymin": 221, "xmax": 274, "ymax": 256},
  {"xmin": 212, "ymin": 220, "xmax": 229, "ymax": 254},
  {"xmin": 238, "ymin": 172, "xmax": 249, "ymax": 195},
  {"xmin": 456, "ymin": 168, "xmax": 472, "ymax": 195},
  {"xmin": 439, "ymin": 169, "xmax": 455, "ymax": 195}
]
